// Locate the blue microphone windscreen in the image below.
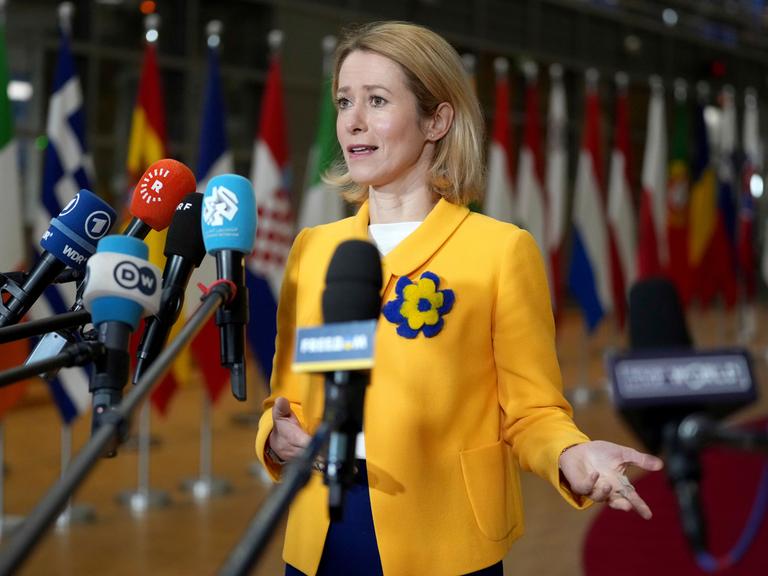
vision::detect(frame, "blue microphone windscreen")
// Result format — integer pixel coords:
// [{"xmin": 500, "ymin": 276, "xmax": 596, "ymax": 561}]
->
[
  {"xmin": 40, "ymin": 189, "xmax": 117, "ymax": 271},
  {"xmin": 201, "ymin": 174, "xmax": 257, "ymax": 254}
]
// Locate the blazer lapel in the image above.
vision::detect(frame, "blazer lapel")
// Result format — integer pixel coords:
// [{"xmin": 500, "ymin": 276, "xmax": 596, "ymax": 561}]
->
[{"xmin": 351, "ymin": 198, "xmax": 471, "ymax": 290}]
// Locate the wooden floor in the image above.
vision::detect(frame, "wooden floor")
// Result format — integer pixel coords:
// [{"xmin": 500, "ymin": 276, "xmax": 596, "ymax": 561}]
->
[{"xmin": 1, "ymin": 305, "xmax": 767, "ymax": 576}]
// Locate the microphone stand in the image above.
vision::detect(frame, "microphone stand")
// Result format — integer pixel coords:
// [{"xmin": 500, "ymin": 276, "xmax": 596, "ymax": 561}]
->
[
  {"xmin": 0, "ymin": 282, "xmax": 234, "ymax": 575},
  {"xmin": 218, "ymin": 423, "xmax": 331, "ymax": 576},
  {"xmin": 0, "ymin": 341, "xmax": 100, "ymax": 388},
  {"xmin": 0, "ymin": 310, "xmax": 90, "ymax": 345}
]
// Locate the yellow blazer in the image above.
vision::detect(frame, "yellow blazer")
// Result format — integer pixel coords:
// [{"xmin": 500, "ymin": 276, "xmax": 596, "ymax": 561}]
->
[{"xmin": 255, "ymin": 198, "xmax": 591, "ymax": 576}]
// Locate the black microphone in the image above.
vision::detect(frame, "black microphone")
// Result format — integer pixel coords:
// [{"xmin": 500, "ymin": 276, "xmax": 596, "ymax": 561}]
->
[
  {"xmin": 321, "ymin": 240, "xmax": 382, "ymax": 520},
  {"xmin": 201, "ymin": 174, "xmax": 256, "ymax": 401},
  {"xmin": 133, "ymin": 193, "xmax": 206, "ymax": 383}
]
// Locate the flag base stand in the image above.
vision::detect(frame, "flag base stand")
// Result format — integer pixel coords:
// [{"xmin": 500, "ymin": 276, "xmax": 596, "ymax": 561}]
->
[
  {"xmin": 56, "ymin": 426, "xmax": 96, "ymax": 529},
  {"xmin": 180, "ymin": 477, "xmax": 232, "ymax": 501},
  {"xmin": 116, "ymin": 488, "xmax": 171, "ymax": 514},
  {"xmin": 116, "ymin": 401, "xmax": 171, "ymax": 514},
  {"xmin": 55, "ymin": 503, "xmax": 95, "ymax": 529},
  {"xmin": 180, "ymin": 394, "xmax": 232, "ymax": 500}
]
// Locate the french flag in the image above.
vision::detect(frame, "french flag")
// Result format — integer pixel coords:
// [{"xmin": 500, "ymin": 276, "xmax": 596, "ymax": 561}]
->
[{"xmin": 568, "ymin": 70, "xmax": 612, "ymax": 332}]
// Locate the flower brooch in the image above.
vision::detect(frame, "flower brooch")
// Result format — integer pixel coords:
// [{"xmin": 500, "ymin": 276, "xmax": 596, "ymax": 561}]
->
[{"xmin": 382, "ymin": 271, "xmax": 454, "ymax": 338}]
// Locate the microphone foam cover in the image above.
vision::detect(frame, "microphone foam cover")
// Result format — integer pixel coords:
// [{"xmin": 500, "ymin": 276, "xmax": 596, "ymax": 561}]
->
[
  {"xmin": 83, "ymin": 235, "xmax": 161, "ymax": 330},
  {"xmin": 322, "ymin": 240, "xmax": 382, "ymax": 323},
  {"xmin": 40, "ymin": 189, "xmax": 117, "ymax": 271},
  {"xmin": 129, "ymin": 159, "xmax": 197, "ymax": 231},
  {"xmin": 628, "ymin": 278, "xmax": 692, "ymax": 350},
  {"xmin": 165, "ymin": 192, "xmax": 206, "ymax": 266},
  {"xmin": 201, "ymin": 174, "xmax": 257, "ymax": 254}
]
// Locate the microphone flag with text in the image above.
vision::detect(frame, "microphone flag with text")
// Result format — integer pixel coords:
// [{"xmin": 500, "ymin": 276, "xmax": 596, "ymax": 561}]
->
[
  {"xmin": 133, "ymin": 192, "xmax": 206, "ymax": 383},
  {"xmin": 293, "ymin": 239, "xmax": 382, "ymax": 520},
  {"xmin": 0, "ymin": 189, "xmax": 116, "ymax": 328},
  {"xmin": 82, "ymin": 235, "xmax": 161, "ymax": 456},
  {"xmin": 201, "ymin": 174, "xmax": 256, "ymax": 401}
]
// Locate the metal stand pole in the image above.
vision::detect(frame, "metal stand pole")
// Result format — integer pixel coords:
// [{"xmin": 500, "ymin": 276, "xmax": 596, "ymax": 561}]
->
[
  {"xmin": 116, "ymin": 401, "xmax": 170, "ymax": 513},
  {"xmin": 0, "ymin": 422, "xmax": 23, "ymax": 539},
  {"xmin": 55, "ymin": 424, "xmax": 95, "ymax": 529},
  {"xmin": 180, "ymin": 392, "xmax": 231, "ymax": 500},
  {"xmin": 566, "ymin": 321, "xmax": 594, "ymax": 407}
]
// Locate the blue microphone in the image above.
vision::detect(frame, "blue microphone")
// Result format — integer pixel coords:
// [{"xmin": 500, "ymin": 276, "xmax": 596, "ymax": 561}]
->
[
  {"xmin": 201, "ymin": 174, "xmax": 257, "ymax": 401},
  {"xmin": 0, "ymin": 189, "xmax": 116, "ymax": 327},
  {"xmin": 82, "ymin": 235, "xmax": 161, "ymax": 456}
]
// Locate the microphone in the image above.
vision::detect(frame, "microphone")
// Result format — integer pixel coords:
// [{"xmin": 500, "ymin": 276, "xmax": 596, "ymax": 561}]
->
[
  {"xmin": 201, "ymin": 174, "xmax": 256, "ymax": 401},
  {"xmin": 123, "ymin": 158, "xmax": 197, "ymax": 238},
  {"xmin": 82, "ymin": 235, "xmax": 161, "ymax": 457},
  {"xmin": 321, "ymin": 240, "xmax": 382, "ymax": 519},
  {"xmin": 0, "ymin": 189, "xmax": 116, "ymax": 328},
  {"xmin": 133, "ymin": 193, "xmax": 206, "ymax": 382},
  {"xmin": 23, "ymin": 159, "xmax": 195, "ymax": 368}
]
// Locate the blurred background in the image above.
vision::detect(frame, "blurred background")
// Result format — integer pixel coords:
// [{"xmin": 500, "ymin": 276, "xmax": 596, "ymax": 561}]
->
[{"xmin": 2, "ymin": 0, "xmax": 768, "ymax": 574}]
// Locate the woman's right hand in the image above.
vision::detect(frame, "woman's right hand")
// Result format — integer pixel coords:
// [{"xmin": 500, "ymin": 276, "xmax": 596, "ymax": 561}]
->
[{"xmin": 266, "ymin": 396, "xmax": 311, "ymax": 463}]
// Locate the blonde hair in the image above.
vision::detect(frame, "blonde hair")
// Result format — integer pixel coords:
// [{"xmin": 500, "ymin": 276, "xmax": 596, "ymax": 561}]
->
[{"xmin": 326, "ymin": 21, "xmax": 485, "ymax": 206}]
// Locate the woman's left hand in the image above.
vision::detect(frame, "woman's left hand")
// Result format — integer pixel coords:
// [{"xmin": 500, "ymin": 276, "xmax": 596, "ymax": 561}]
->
[{"xmin": 558, "ymin": 441, "xmax": 664, "ymax": 520}]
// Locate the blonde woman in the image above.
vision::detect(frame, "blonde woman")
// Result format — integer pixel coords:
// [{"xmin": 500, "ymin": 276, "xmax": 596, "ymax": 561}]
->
[{"xmin": 256, "ymin": 21, "xmax": 662, "ymax": 576}]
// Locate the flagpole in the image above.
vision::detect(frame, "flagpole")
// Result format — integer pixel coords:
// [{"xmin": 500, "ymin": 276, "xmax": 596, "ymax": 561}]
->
[
  {"xmin": 40, "ymin": 1, "xmax": 97, "ymax": 531},
  {"xmin": 117, "ymin": 12, "xmax": 170, "ymax": 513},
  {"xmin": 181, "ymin": 21, "xmax": 232, "ymax": 501},
  {"xmin": 235, "ymin": 27, "xmax": 286, "ymax": 434}
]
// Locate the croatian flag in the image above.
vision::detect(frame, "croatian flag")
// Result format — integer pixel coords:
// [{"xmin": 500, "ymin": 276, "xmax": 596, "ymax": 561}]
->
[
  {"xmin": 247, "ymin": 47, "xmax": 294, "ymax": 381},
  {"xmin": 30, "ymin": 25, "xmax": 93, "ymax": 423}
]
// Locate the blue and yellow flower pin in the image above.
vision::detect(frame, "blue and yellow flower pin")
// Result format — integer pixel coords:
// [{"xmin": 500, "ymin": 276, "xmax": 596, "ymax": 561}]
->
[{"xmin": 382, "ymin": 271, "xmax": 455, "ymax": 338}]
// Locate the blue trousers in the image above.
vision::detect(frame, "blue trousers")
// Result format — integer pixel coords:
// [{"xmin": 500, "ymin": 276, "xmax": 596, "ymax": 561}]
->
[{"xmin": 285, "ymin": 461, "xmax": 503, "ymax": 576}]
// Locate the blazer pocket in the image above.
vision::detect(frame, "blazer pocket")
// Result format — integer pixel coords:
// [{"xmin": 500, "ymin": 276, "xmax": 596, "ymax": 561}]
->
[{"xmin": 459, "ymin": 439, "xmax": 516, "ymax": 541}]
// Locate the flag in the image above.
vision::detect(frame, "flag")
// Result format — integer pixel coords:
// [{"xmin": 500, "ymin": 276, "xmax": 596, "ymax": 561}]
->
[
  {"xmin": 740, "ymin": 88, "xmax": 760, "ymax": 299},
  {"xmin": 606, "ymin": 74, "xmax": 636, "ymax": 328},
  {"xmin": 545, "ymin": 64, "xmax": 568, "ymax": 317},
  {"xmin": 568, "ymin": 71, "xmax": 612, "ymax": 332},
  {"xmin": 189, "ymin": 40, "xmax": 231, "ymax": 404},
  {"xmin": 126, "ymin": 40, "xmax": 189, "ymax": 414},
  {"xmin": 484, "ymin": 57, "xmax": 515, "ymax": 222},
  {"xmin": 247, "ymin": 50, "xmax": 294, "ymax": 382},
  {"xmin": 516, "ymin": 63, "xmax": 550, "ymax": 285},
  {"xmin": 297, "ymin": 48, "xmax": 344, "ymax": 229},
  {"xmin": 688, "ymin": 90, "xmax": 737, "ymax": 308},
  {"xmin": 666, "ymin": 81, "xmax": 692, "ymax": 304},
  {"xmin": 0, "ymin": 19, "xmax": 28, "ymax": 418},
  {"xmin": 27, "ymin": 25, "xmax": 93, "ymax": 423},
  {"xmin": 637, "ymin": 78, "xmax": 668, "ymax": 279}
]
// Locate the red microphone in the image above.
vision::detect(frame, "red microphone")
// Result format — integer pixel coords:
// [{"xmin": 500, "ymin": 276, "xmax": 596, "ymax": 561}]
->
[{"xmin": 123, "ymin": 158, "xmax": 197, "ymax": 238}]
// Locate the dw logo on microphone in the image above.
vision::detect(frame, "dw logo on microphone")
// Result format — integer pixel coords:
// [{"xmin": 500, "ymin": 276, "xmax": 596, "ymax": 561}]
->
[
  {"xmin": 114, "ymin": 261, "xmax": 158, "ymax": 296},
  {"xmin": 203, "ymin": 185, "xmax": 239, "ymax": 226}
]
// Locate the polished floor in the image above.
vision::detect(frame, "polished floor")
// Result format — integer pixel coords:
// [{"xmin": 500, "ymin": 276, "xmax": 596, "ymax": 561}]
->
[{"xmin": 1, "ymin": 305, "xmax": 767, "ymax": 576}]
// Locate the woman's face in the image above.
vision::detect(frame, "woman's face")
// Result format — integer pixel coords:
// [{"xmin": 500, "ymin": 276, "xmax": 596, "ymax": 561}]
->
[{"xmin": 336, "ymin": 50, "xmax": 432, "ymax": 194}]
